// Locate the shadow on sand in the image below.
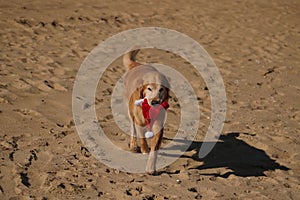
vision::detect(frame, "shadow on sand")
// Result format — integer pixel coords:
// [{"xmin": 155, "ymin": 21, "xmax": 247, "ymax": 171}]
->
[{"xmin": 162, "ymin": 132, "xmax": 289, "ymax": 177}]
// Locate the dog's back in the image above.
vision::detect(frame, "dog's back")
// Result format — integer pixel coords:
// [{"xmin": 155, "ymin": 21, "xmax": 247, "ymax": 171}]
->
[{"xmin": 123, "ymin": 50, "xmax": 159, "ymax": 101}]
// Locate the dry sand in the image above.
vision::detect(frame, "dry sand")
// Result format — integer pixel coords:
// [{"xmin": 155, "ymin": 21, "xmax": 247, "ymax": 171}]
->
[{"xmin": 0, "ymin": 0, "xmax": 299, "ymax": 199}]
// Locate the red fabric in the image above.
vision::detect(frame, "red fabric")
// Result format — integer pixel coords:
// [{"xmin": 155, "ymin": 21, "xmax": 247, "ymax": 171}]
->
[{"xmin": 141, "ymin": 99, "xmax": 169, "ymax": 130}]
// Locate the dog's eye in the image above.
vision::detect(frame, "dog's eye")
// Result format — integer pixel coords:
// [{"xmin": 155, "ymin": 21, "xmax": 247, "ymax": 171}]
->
[
  {"xmin": 159, "ymin": 88, "xmax": 164, "ymax": 92},
  {"xmin": 147, "ymin": 87, "xmax": 152, "ymax": 91}
]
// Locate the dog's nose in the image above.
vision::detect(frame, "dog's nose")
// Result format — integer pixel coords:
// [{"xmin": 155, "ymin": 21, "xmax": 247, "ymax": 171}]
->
[{"xmin": 151, "ymin": 100, "xmax": 160, "ymax": 105}]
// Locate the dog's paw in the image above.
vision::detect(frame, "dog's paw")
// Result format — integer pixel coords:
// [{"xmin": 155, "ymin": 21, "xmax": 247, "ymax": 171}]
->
[
  {"xmin": 146, "ymin": 170, "xmax": 158, "ymax": 176},
  {"xmin": 129, "ymin": 146, "xmax": 141, "ymax": 153}
]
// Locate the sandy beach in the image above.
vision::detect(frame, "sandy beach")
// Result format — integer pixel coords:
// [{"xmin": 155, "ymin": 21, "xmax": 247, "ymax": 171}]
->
[{"xmin": 0, "ymin": 0, "xmax": 299, "ymax": 199}]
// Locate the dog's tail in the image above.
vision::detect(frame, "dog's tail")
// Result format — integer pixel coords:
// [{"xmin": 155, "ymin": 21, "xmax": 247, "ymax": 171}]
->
[{"xmin": 123, "ymin": 49, "xmax": 140, "ymax": 70}]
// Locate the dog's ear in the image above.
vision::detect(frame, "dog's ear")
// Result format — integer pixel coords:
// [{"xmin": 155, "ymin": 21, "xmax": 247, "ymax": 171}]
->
[
  {"xmin": 139, "ymin": 85, "xmax": 145, "ymax": 99},
  {"xmin": 166, "ymin": 76, "xmax": 171, "ymax": 90},
  {"xmin": 134, "ymin": 78, "xmax": 144, "ymax": 98},
  {"xmin": 162, "ymin": 75, "xmax": 171, "ymax": 90}
]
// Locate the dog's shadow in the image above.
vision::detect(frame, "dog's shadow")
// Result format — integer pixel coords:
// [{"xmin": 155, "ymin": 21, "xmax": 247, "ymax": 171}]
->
[{"xmin": 161, "ymin": 132, "xmax": 289, "ymax": 177}]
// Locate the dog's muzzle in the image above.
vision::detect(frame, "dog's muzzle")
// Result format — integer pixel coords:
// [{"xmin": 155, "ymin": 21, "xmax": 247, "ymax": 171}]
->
[{"xmin": 151, "ymin": 100, "xmax": 160, "ymax": 105}]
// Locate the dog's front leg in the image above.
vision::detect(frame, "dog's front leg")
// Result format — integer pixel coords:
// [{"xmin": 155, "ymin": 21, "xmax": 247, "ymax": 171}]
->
[
  {"xmin": 136, "ymin": 125, "xmax": 149, "ymax": 154},
  {"xmin": 129, "ymin": 120, "xmax": 138, "ymax": 152},
  {"xmin": 146, "ymin": 127, "xmax": 163, "ymax": 175}
]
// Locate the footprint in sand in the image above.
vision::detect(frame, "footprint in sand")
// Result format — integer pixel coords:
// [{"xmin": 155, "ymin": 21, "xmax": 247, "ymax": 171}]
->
[
  {"xmin": 0, "ymin": 96, "xmax": 9, "ymax": 103},
  {"xmin": 11, "ymin": 78, "xmax": 32, "ymax": 90},
  {"xmin": 13, "ymin": 108, "xmax": 41, "ymax": 117},
  {"xmin": 34, "ymin": 80, "xmax": 67, "ymax": 92}
]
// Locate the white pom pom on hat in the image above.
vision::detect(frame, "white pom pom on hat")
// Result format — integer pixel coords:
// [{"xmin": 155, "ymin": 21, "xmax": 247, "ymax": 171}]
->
[
  {"xmin": 134, "ymin": 97, "xmax": 148, "ymax": 106},
  {"xmin": 145, "ymin": 131, "xmax": 154, "ymax": 138},
  {"xmin": 134, "ymin": 99, "xmax": 144, "ymax": 106}
]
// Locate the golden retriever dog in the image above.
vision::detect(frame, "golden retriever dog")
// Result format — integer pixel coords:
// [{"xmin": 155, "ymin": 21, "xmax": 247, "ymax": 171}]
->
[{"xmin": 123, "ymin": 49, "xmax": 170, "ymax": 174}]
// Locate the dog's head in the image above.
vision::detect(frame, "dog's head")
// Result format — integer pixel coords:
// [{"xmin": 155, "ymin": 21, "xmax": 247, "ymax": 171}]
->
[{"xmin": 140, "ymin": 73, "xmax": 170, "ymax": 106}]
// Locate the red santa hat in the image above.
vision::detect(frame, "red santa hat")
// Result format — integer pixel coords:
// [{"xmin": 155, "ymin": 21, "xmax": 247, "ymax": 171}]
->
[{"xmin": 134, "ymin": 98, "xmax": 169, "ymax": 138}]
